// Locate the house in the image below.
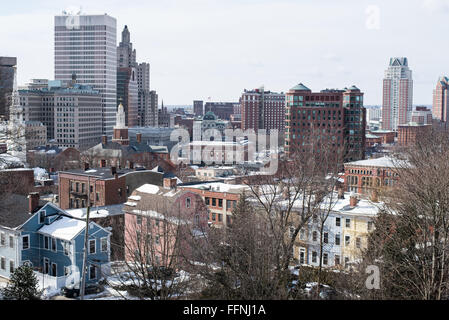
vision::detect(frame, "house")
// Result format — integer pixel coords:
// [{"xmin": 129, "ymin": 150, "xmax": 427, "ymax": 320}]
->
[
  {"xmin": 0, "ymin": 193, "xmax": 46, "ymax": 280},
  {"xmin": 123, "ymin": 179, "xmax": 209, "ymax": 268},
  {"xmin": 180, "ymin": 182, "xmax": 249, "ymax": 227},
  {"xmin": 1, "ymin": 193, "xmax": 111, "ymax": 290}
]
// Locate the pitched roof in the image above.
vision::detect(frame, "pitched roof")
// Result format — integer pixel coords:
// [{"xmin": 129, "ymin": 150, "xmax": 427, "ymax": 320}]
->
[
  {"xmin": 0, "ymin": 194, "xmax": 47, "ymax": 229},
  {"xmin": 290, "ymin": 83, "xmax": 311, "ymax": 91}
]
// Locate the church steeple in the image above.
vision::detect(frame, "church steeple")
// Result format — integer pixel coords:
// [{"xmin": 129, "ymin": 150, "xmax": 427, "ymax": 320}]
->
[{"xmin": 112, "ymin": 102, "xmax": 129, "ymax": 145}]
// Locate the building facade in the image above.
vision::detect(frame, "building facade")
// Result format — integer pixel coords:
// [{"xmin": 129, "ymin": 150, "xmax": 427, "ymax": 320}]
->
[
  {"xmin": 193, "ymin": 100, "xmax": 204, "ymax": 117},
  {"xmin": 55, "ymin": 13, "xmax": 117, "ymax": 137},
  {"xmin": 0, "ymin": 57, "xmax": 17, "ymax": 122},
  {"xmin": 20, "ymin": 80, "xmax": 103, "ymax": 149},
  {"xmin": 241, "ymin": 88, "xmax": 285, "ymax": 134},
  {"xmin": 432, "ymin": 76, "xmax": 449, "ymax": 123},
  {"xmin": 285, "ymin": 83, "xmax": 366, "ymax": 162},
  {"xmin": 204, "ymin": 102, "xmax": 236, "ymax": 121},
  {"xmin": 381, "ymin": 57, "xmax": 413, "ymax": 131}
]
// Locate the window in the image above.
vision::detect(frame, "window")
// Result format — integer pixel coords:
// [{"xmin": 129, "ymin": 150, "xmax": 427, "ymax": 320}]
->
[
  {"xmin": 212, "ymin": 198, "xmax": 217, "ymax": 206},
  {"xmin": 194, "ymin": 215, "xmax": 200, "ymax": 226},
  {"xmin": 136, "ymin": 215, "xmax": 142, "ymax": 225},
  {"xmin": 9, "ymin": 236, "xmax": 14, "ymax": 249},
  {"xmin": 0, "ymin": 233, "xmax": 5, "ymax": 246},
  {"xmin": 335, "ymin": 234, "xmax": 341, "ymax": 246},
  {"xmin": 155, "ymin": 235, "xmax": 160, "ymax": 245},
  {"xmin": 101, "ymin": 237, "xmax": 108, "ymax": 252},
  {"xmin": 205, "ymin": 197, "xmax": 210, "ymax": 205},
  {"xmin": 345, "ymin": 219, "xmax": 351, "ymax": 228},
  {"xmin": 44, "ymin": 236, "xmax": 49, "ymax": 250},
  {"xmin": 51, "ymin": 263, "xmax": 57, "ymax": 277},
  {"xmin": 10, "ymin": 260, "xmax": 15, "ymax": 273},
  {"xmin": 39, "ymin": 211, "xmax": 45, "ymax": 224},
  {"xmin": 218, "ymin": 214, "xmax": 223, "ymax": 222},
  {"xmin": 356, "ymin": 237, "xmax": 361, "ymax": 248},
  {"xmin": 335, "ymin": 255, "xmax": 341, "ymax": 265},
  {"xmin": 51, "ymin": 238, "xmax": 57, "ymax": 252},
  {"xmin": 22, "ymin": 235, "xmax": 29, "ymax": 250},
  {"xmin": 345, "ymin": 235, "xmax": 351, "ymax": 246},
  {"xmin": 89, "ymin": 265, "xmax": 97, "ymax": 280},
  {"xmin": 0, "ymin": 257, "xmax": 5, "ymax": 270},
  {"xmin": 312, "ymin": 231, "xmax": 318, "ymax": 242},
  {"xmin": 367, "ymin": 221, "xmax": 374, "ymax": 231},
  {"xmin": 344, "ymin": 257, "xmax": 350, "ymax": 265},
  {"xmin": 299, "ymin": 249, "xmax": 305, "ymax": 264},
  {"xmin": 218, "ymin": 199, "xmax": 223, "ymax": 208},
  {"xmin": 212, "ymin": 213, "xmax": 216, "ymax": 221},
  {"xmin": 324, "ymin": 232, "xmax": 329, "ymax": 244},
  {"xmin": 312, "ymin": 251, "xmax": 317, "ymax": 263},
  {"xmin": 63, "ymin": 242, "xmax": 70, "ymax": 255},
  {"xmin": 89, "ymin": 239, "xmax": 96, "ymax": 254},
  {"xmin": 96, "ymin": 192, "xmax": 100, "ymax": 201},
  {"xmin": 186, "ymin": 198, "xmax": 191, "ymax": 208},
  {"xmin": 336, "ymin": 217, "xmax": 341, "ymax": 227},
  {"xmin": 323, "ymin": 253, "xmax": 328, "ymax": 265},
  {"xmin": 44, "ymin": 258, "xmax": 49, "ymax": 274}
]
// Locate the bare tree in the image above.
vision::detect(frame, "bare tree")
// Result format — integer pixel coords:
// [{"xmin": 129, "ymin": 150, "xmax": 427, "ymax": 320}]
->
[{"xmin": 361, "ymin": 126, "xmax": 449, "ymax": 299}]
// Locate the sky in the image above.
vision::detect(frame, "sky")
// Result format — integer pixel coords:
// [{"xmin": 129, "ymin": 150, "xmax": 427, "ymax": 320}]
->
[{"xmin": 1, "ymin": 0, "xmax": 449, "ymax": 105}]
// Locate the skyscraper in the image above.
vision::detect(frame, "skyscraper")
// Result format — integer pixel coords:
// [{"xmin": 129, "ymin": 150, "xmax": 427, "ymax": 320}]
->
[
  {"xmin": 54, "ymin": 13, "xmax": 117, "ymax": 137},
  {"xmin": 117, "ymin": 26, "xmax": 156, "ymax": 127},
  {"xmin": 432, "ymin": 76, "xmax": 449, "ymax": 123},
  {"xmin": 381, "ymin": 57, "xmax": 413, "ymax": 131},
  {"xmin": 0, "ymin": 57, "xmax": 17, "ymax": 121},
  {"xmin": 193, "ymin": 100, "xmax": 204, "ymax": 117}
]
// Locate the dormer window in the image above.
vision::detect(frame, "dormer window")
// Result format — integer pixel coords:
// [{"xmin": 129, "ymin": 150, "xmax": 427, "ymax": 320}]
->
[{"xmin": 39, "ymin": 211, "xmax": 45, "ymax": 224}]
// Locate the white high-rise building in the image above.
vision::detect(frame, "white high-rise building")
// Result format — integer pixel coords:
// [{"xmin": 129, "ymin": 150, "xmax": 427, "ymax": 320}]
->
[
  {"xmin": 381, "ymin": 57, "xmax": 413, "ymax": 131},
  {"xmin": 54, "ymin": 13, "xmax": 117, "ymax": 137}
]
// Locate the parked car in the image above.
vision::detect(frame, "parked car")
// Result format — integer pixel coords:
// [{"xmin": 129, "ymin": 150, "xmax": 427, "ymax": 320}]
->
[
  {"xmin": 301, "ymin": 282, "xmax": 338, "ymax": 300},
  {"xmin": 62, "ymin": 283, "xmax": 104, "ymax": 298}
]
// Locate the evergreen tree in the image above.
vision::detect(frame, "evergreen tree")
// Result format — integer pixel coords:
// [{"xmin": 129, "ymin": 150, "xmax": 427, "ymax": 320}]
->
[{"xmin": 1, "ymin": 266, "xmax": 41, "ymax": 300}]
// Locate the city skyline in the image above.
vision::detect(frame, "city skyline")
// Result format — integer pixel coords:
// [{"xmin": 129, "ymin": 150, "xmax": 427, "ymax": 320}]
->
[{"xmin": 1, "ymin": 0, "xmax": 449, "ymax": 105}]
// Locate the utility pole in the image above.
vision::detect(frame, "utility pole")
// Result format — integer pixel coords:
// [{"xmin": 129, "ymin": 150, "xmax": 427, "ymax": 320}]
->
[{"xmin": 80, "ymin": 176, "xmax": 91, "ymax": 300}]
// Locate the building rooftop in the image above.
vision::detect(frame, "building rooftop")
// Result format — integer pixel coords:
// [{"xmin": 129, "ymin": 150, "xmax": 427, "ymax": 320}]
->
[
  {"xmin": 345, "ymin": 156, "xmax": 407, "ymax": 168},
  {"xmin": 66, "ymin": 204, "xmax": 125, "ymax": 219},
  {"xmin": 290, "ymin": 83, "xmax": 311, "ymax": 91},
  {"xmin": 60, "ymin": 167, "xmax": 138, "ymax": 179},
  {"xmin": 0, "ymin": 194, "xmax": 47, "ymax": 229}
]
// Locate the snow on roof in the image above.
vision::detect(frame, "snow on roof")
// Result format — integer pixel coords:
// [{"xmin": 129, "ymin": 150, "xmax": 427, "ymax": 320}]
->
[
  {"xmin": 185, "ymin": 182, "xmax": 248, "ymax": 193},
  {"xmin": 124, "ymin": 202, "xmax": 138, "ymax": 207},
  {"xmin": 66, "ymin": 204, "xmax": 124, "ymax": 219},
  {"xmin": 39, "ymin": 216, "xmax": 86, "ymax": 241},
  {"xmin": 128, "ymin": 195, "xmax": 141, "ymax": 201},
  {"xmin": 136, "ymin": 184, "xmax": 160, "ymax": 194},
  {"xmin": 345, "ymin": 156, "xmax": 406, "ymax": 168}
]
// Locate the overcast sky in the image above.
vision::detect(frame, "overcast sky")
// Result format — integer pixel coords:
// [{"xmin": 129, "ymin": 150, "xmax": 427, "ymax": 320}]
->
[{"xmin": 1, "ymin": 0, "xmax": 448, "ymax": 105}]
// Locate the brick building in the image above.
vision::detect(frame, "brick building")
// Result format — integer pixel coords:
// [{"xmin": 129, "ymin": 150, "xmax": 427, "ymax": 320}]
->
[
  {"xmin": 367, "ymin": 129, "xmax": 395, "ymax": 144},
  {"xmin": 433, "ymin": 76, "xmax": 449, "ymax": 123},
  {"xmin": 204, "ymin": 102, "xmax": 237, "ymax": 121},
  {"xmin": 397, "ymin": 123, "xmax": 431, "ymax": 146},
  {"xmin": 180, "ymin": 182, "xmax": 249, "ymax": 227},
  {"xmin": 285, "ymin": 83, "xmax": 366, "ymax": 162},
  {"xmin": 240, "ymin": 88, "xmax": 285, "ymax": 134},
  {"xmin": 58, "ymin": 166, "xmax": 168, "ymax": 210},
  {"xmin": 343, "ymin": 156, "xmax": 406, "ymax": 195}
]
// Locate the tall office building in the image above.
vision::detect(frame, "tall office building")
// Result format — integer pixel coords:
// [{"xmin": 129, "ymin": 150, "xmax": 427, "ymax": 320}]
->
[
  {"xmin": 117, "ymin": 26, "xmax": 155, "ymax": 127},
  {"xmin": 20, "ymin": 79, "xmax": 102, "ymax": 149},
  {"xmin": 285, "ymin": 83, "xmax": 365, "ymax": 162},
  {"xmin": 54, "ymin": 13, "xmax": 117, "ymax": 137},
  {"xmin": 0, "ymin": 57, "xmax": 17, "ymax": 121},
  {"xmin": 193, "ymin": 100, "xmax": 204, "ymax": 117},
  {"xmin": 117, "ymin": 67, "xmax": 138, "ymax": 127},
  {"xmin": 146, "ymin": 90, "xmax": 158, "ymax": 126},
  {"xmin": 241, "ymin": 87, "xmax": 285, "ymax": 133},
  {"xmin": 432, "ymin": 76, "xmax": 449, "ymax": 123},
  {"xmin": 381, "ymin": 57, "xmax": 413, "ymax": 131}
]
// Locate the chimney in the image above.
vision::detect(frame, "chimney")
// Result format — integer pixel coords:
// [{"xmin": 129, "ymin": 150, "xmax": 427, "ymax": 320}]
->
[
  {"xmin": 28, "ymin": 192, "xmax": 40, "ymax": 213},
  {"xmin": 349, "ymin": 193, "xmax": 358, "ymax": 207},
  {"xmin": 100, "ymin": 159, "xmax": 106, "ymax": 168},
  {"xmin": 136, "ymin": 133, "xmax": 142, "ymax": 144},
  {"xmin": 129, "ymin": 161, "xmax": 134, "ymax": 170},
  {"xmin": 101, "ymin": 135, "xmax": 108, "ymax": 145},
  {"xmin": 163, "ymin": 177, "xmax": 177, "ymax": 189},
  {"xmin": 84, "ymin": 162, "xmax": 89, "ymax": 171},
  {"xmin": 111, "ymin": 166, "xmax": 117, "ymax": 175}
]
